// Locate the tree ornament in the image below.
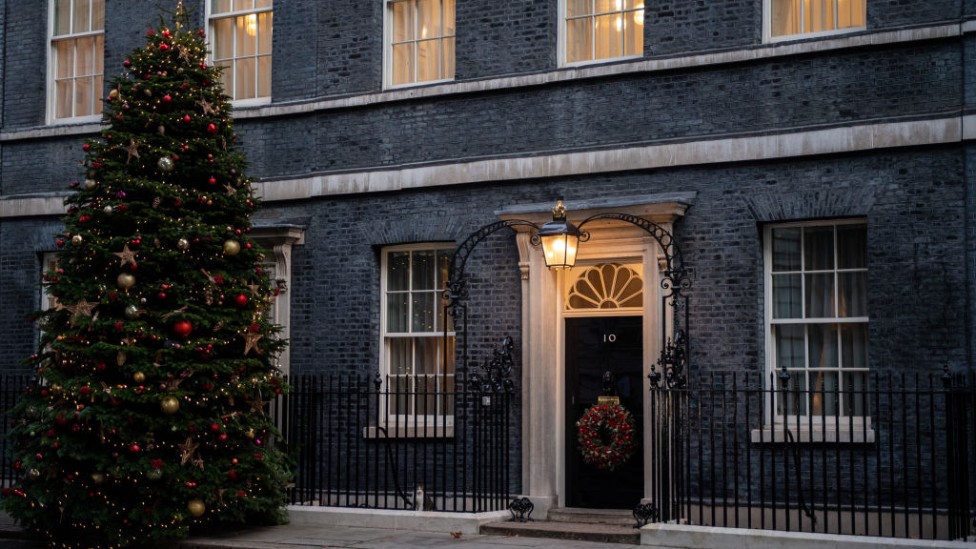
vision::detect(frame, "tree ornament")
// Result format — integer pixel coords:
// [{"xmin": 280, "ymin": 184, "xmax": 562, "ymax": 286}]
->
[
  {"xmin": 27, "ymin": 469, "xmax": 40, "ymax": 480},
  {"xmin": 177, "ymin": 238, "xmax": 190, "ymax": 251},
  {"xmin": 187, "ymin": 499, "xmax": 206, "ymax": 517},
  {"xmin": 124, "ymin": 305, "xmax": 140, "ymax": 319},
  {"xmin": 160, "ymin": 396, "xmax": 180, "ymax": 415},
  {"xmin": 207, "ymin": 123, "xmax": 218, "ymax": 134},
  {"xmin": 133, "ymin": 371, "xmax": 146, "ymax": 384},
  {"xmin": 71, "ymin": 234, "xmax": 83, "ymax": 246},
  {"xmin": 90, "ymin": 472, "xmax": 105, "ymax": 485},
  {"xmin": 172, "ymin": 320, "xmax": 193, "ymax": 338},
  {"xmin": 108, "ymin": 89, "xmax": 119, "ymax": 100},
  {"xmin": 235, "ymin": 293, "xmax": 248, "ymax": 307},
  {"xmin": 157, "ymin": 156, "xmax": 175, "ymax": 172},
  {"xmin": 146, "ymin": 468, "xmax": 162, "ymax": 481},
  {"xmin": 223, "ymin": 240, "xmax": 241, "ymax": 256},
  {"xmin": 103, "ymin": 205, "xmax": 114, "ymax": 215},
  {"xmin": 117, "ymin": 273, "xmax": 136, "ymax": 291},
  {"xmin": 84, "ymin": 178, "xmax": 97, "ymax": 190}
]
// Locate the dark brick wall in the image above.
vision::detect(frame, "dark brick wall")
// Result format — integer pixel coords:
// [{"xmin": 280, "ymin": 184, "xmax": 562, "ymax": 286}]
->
[
  {"xmin": 2, "ymin": 0, "xmax": 47, "ymax": 128},
  {"xmin": 238, "ymin": 39, "xmax": 961, "ymax": 181},
  {"xmin": 454, "ymin": 0, "xmax": 557, "ymax": 79},
  {"xmin": 0, "ymin": 218, "xmax": 63, "ymax": 372},
  {"xmin": 869, "ymin": 0, "xmax": 962, "ymax": 28},
  {"xmin": 647, "ymin": 0, "xmax": 761, "ymax": 56}
]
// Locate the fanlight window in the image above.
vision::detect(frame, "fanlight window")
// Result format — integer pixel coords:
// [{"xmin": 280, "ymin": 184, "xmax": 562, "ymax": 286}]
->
[{"xmin": 566, "ymin": 263, "xmax": 643, "ymax": 310}]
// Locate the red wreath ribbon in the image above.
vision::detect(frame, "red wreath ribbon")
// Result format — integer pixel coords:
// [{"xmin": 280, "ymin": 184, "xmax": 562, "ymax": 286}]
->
[{"xmin": 576, "ymin": 402, "xmax": 637, "ymax": 471}]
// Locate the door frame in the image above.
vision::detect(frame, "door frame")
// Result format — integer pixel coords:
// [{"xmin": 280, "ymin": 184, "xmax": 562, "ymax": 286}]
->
[{"xmin": 500, "ymin": 196, "xmax": 690, "ymax": 515}]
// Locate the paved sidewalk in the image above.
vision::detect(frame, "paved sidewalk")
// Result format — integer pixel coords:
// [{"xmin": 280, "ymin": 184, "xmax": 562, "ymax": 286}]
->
[{"xmin": 0, "ymin": 513, "xmax": 642, "ymax": 549}]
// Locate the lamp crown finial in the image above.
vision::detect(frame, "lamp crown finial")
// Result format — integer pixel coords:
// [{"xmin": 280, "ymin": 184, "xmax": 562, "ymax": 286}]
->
[{"xmin": 552, "ymin": 199, "xmax": 567, "ymax": 221}]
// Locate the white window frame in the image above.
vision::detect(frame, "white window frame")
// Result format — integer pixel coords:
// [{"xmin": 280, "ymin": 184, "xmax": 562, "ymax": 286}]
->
[
  {"xmin": 48, "ymin": 0, "xmax": 104, "ymax": 124},
  {"xmin": 378, "ymin": 243, "xmax": 456, "ymax": 433},
  {"xmin": 206, "ymin": 0, "xmax": 273, "ymax": 106},
  {"xmin": 763, "ymin": 0, "xmax": 866, "ymax": 43},
  {"xmin": 558, "ymin": 0, "xmax": 645, "ymax": 68},
  {"xmin": 762, "ymin": 219, "xmax": 872, "ymax": 438},
  {"xmin": 383, "ymin": 0, "xmax": 456, "ymax": 89}
]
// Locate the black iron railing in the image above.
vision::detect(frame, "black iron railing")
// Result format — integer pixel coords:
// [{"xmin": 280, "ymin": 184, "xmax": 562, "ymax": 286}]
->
[
  {"xmin": 0, "ymin": 373, "xmax": 35, "ymax": 484},
  {"xmin": 282, "ymin": 372, "xmax": 513, "ymax": 513},
  {"xmin": 650, "ymin": 371, "xmax": 975, "ymax": 541}
]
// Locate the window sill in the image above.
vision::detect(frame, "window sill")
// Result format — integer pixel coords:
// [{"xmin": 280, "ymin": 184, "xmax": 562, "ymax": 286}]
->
[
  {"xmin": 363, "ymin": 425, "xmax": 454, "ymax": 439},
  {"xmin": 767, "ymin": 26, "xmax": 866, "ymax": 44},
  {"xmin": 751, "ymin": 427, "xmax": 875, "ymax": 444}
]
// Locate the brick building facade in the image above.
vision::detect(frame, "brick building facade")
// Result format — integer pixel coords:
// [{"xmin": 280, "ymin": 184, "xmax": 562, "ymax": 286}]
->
[{"xmin": 0, "ymin": 0, "xmax": 973, "ymax": 526}]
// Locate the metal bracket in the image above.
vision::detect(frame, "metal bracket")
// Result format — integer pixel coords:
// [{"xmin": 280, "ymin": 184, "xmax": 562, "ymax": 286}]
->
[
  {"xmin": 633, "ymin": 502, "xmax": 659, "ymax": 528},
  {"xmin": 508, "ymin": 497, "xmax": 534, "ymax": 522}
]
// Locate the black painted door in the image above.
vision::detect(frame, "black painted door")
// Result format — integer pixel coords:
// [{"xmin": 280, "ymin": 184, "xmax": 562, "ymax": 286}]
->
[{"xmin": 565, "ymin": 316, "xmax": 644, "ymax": 509}]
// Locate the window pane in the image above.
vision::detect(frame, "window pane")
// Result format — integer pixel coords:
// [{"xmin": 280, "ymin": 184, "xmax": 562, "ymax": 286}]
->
[
  {"xmin": 804, "ymin": 227, "xmax": 834, "ymax": 270},
  {"xmin": 774, "ymin": 324, "xmax": 805, "ymax": 369},
  {"xmin": 390, "ymin": 338, "xmax": 412, "ymax": 375},
  {"xmin": 257, "ymin": 55, "xmax": 271, "ymax": 97},
  {"xmin": 807, "ymin": 323, "xmax": 838, "ymax": 370},
  {"xmin": 257, "ymin": 12, "xmax": 273, "ymax": 54},
  {"xmin": 566, "ymin": 17, "xmax": 592, "ymax": 63},
  {"xmin": 412, "ymin": 251, "xmax": 435, "ymax": 290},
  {"xmin": 805, "ymin": 273, "xmax": 834, "ymax": 318},
  {"xmin": 443, "ymin": 0, "xmax": 456, "ymax": 34},
  {"xmin": 55, "ymin": 80, "xmax": 72, "ymax": 119},
  {"xmin": 237, "ymin": 15, "xmax": 257, "ymax": 56},
  {"xmin": 235, "ymin": 57, "xmax": 256, "ymax": 99},
  {"xmin": 837, "ymin": 272, "xmax": 866, "ymax": 317},
  {"xmin": 392, "ymin": 1, "xmax": 414, "ymax": 42},
  {"xmin": 777, "ymin": 371, "xmax": 807, "ymax": 416},
  {"xmin": 594, "ymin": 0, "xmax": 615, "ymax": 14},
  {"xmin": 91, "ymin": 0, "xmax": 105, "ymax": 31},
  {"xmin": 416, "ymin": 39, "xmax": 439, "ymax": 82},
  {"xmin": 567, "ymin": 0, "xmax": 591, "ymax": 17},
  {"xmin": 76, "ymin": 36, "xmax": 95, "ymax": 76},
  {"xmin": 392, "ymin": 43, "xmax": 414, "ymax": 85},
  {"xmin": 771, "ymin": 227, "xmax": 801, "ymax": 271},
  {"xmin": 213, "ymin": 0, "xmax": 232, "ymax": 14},
  {"xmin": 54, "ymin": 0, "xmax": 71, "ymax": 35},
  {"xmin": 387, "ymin": 293, "xmax": 409, "ymax": 332},
  {"xmin": 75, "ymin": 76, "xmax": 92, "ymax": 116},
  {"xmin": 809, "ymin": 370, "xmax": 838, "ymax": 415},
  {"xmin": 411, "ymin": 292, "xmax": 434, "ymax": 332},
  {"xmin": 213, "ymin": 18, "xmax": 234, "ymax": 60},
  {"xmin": 594, "ymin": 14, "xmax": 621, "ymax": 60},
  {"xmin": 415, "ymin": 337, "xmax": 440, "ymax": 375},
  {"xmin": 418, "ymin": 0, "xmax": 441, "ymax": 39},
  {"xmin": 844, "ymin": 371, "xmax": 869, "ymax": 416},
  {"xmin": 622, "ymin": 8, "xmax": 642, "ymax": 56},
  {"xmin": 771, "ymin": 0, "xmax": 800, "ymax": 37},
  {"xmin": 93, "ymin": 74, "xmax": 103, "ymax": 115},
  {"xmin": 388, "ymin": 251, "xmax": 410, "ymax": 291},
  {"xmin": 389, "ymin": 374, "xmax": 411, "ymax": 415},
  {"xmin": 840, "ymin": 324, "xmax": 867, "ymax": 370},
  {"xmin": 772, "ymin": 273, "xmax": 801, "ymax": 319},
  {"xmin": 442, "ymin": 37, "xmax": 455, "ymax": 79},
  {"xmin": 74, "ymin": 0, "xmax": 92, "ymax": 34},
  {"xmin": 56, "ymin": 40, "xmax": 74, "ymax": 79},
  {"xmin": 216, "ymin": 60, "xmax": 233, "ymax": 93},
  {"xmin": 837, "ymin": 224, "xmax": 866, "ymax": 269},
  {"xmin": 254, "ymin": 0, "xmax": 272, "ymax": 9}
]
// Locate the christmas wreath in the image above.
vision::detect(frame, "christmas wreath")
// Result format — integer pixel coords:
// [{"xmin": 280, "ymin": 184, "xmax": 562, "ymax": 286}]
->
[{"xmin": 576, "ymin": 402, "xmax": 637, "ymax": 471}]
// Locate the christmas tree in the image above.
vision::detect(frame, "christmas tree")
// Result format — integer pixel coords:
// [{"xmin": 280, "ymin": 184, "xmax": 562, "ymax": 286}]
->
[{"xmin": 2, "ymin": 4, "xmax": 292, "ymax": 547}]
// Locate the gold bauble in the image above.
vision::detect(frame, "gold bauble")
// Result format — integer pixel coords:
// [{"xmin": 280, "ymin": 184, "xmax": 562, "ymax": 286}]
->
[
  {"xmin": 117, "ymin": 273, "xmax": 136, "ymax": 290},
  {"xmin": 90, "ymin": 472, "xmax": 105, "ymax": 485},
  {"xmin": 27, "ymin": 468, "xmax": 40, "ymax": 480},
  {"xmin": 187, "ymin": 499, "xmax": 206, "ymax": 517},
  {"xmin": 160, "ymin": 396, "xmax": 180, "ymax": 415},
  {"xmin": 108, "ymin": 89, "xmax": 119, "ymax": 100},
  {"xmin": 84, "ymin": 179, "xmax": 97, "ymax": 190},
  {"xmin": 222, "ymin": 240, "xmax": 241, "ymax": 256},
  {"xmin": 133, "ymin": 371, "xmax": 146, "ymax": 384},
  {"xmin": 245, "ymin": 428, "xmax": 256, "ymax": 439},
  {"xmin": 177, "ymin": 238, "xmax": 190, "ymax": 251},
  {"xmin": 71, "ymin": 234, "xmax": 83, "ymax": 246}
]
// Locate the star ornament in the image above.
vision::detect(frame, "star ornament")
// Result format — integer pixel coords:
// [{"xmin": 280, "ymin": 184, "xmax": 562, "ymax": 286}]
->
[
  {"xmin": 66, "ymin": 298, "xmax": 97, "ymax": 324},
  {"xmin": 123, "ymin": 139, "xmax": 140, "ymax": 164},
  {"xmin": 243, "ymin": 332, "xmax": 264, "ymax": 356},
  {"xmin": 113, "ymin": 244, "xmax": 139, "ymax": 266},
  {"xmin": 197, "ymin": 97, "xmax": 216, "ymax": 116},
  {"xmin": 179, "ymin": 437, "xmax": 199, "ymax": 465}
]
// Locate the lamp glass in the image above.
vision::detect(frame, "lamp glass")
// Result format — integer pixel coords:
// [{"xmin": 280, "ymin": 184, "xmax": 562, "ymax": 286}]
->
[{"xmin": 540, "ymin": 231, "xmax": 579, "ymax": 269}]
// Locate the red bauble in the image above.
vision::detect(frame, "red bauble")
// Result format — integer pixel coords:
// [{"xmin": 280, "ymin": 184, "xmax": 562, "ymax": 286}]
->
[
  {"xmin": 159, "ymin": 43, "xmax": 170, "ymax": 51},
  {"xmin": 183, "ymin": 114, "xmax": 192, "ymax": 123},
  {"xmin": 173, "ymin": 320, "xmax": 193, "ymax": 338},
  {"xmin": 207, "ymin": 123, "xmax": 218, "ymax": 134},
  {"xmin": 209, "ymin": 176, "xmax": 217, "ymax": 185},
  {"xmin": 235, "ymin": 294, "xmax": 248, "ymax": 307},
  {"xmin": 163, "ymin": 94, "xmax": 172, "ymax": 103}
]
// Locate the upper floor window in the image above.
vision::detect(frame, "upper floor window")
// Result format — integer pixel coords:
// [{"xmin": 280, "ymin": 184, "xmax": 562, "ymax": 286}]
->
[
  {"xmin": 562, "ymin": 0, "xmax": 644, "ymax": 66},
  {"xmin": 50, "ymin": 0, "xmax": 104, "ymax": 121},
  {"xmin": 380, "ymin": 245, "xmax": 455, "ymax": 421},
  {"xmin": 768, "ymin": 0, "xmax": 865, "ymax": 41},
  {"xmin": 765, "ymin": 221, "xmax": 868, "ymax": 419},
  {"xmin": 385, "ymin": 0, "xmax": 455, "ymax": 88},
  {"xmin": 209, "ymin": 0, "xmax": 272, "ymax": 103}
]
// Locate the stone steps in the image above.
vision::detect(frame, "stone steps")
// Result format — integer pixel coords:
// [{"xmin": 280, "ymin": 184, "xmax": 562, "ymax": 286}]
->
[{"xmin": 480, "ymin": 507, "xmax": 640, "ymax": 545}]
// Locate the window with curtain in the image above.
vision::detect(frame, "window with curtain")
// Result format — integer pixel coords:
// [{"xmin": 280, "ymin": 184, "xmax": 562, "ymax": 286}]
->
[
  {"xmin": 769, "ymin": 0, "xmax": 865, "ymax": 39},
  {"xmin": 563, "ymin": 0, "xmax": 644, "ymax": 65},
  {"xmin": 381, "ymin": 245, "xmax": 456, "ymax": 420},
  {"xmin": 209, "ymin": 0, "xmax": 272, "ymax": 102},
  {"xmin": 51, "ymin": 0, "xmax": 104, "ymax": 121},
  {"xmin": 766, "ymin": 221, "xmax": 868, "ymax": 418},
  {"xmin": 386, "ymin": 0, "xmax": 455, "ymax": 87}
]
